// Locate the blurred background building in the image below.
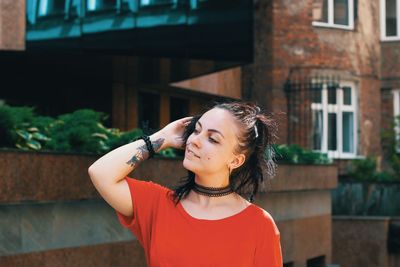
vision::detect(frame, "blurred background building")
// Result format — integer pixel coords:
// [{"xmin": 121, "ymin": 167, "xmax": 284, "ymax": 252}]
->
[{"xmin": 0, "ymin": 0, "xmax": 400, "ymax": 267}]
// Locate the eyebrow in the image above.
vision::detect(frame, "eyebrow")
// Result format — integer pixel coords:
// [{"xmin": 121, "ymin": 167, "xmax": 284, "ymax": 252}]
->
[{"xmin": 197, "ymin": 121, "xmax": 225, "ymax": 139}]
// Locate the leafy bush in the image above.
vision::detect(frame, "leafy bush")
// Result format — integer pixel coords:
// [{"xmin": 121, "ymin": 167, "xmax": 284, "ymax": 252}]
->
[
  {"xmin": 379, "ymin": 114, "xmax": 400, "ymax": 181},
  {"xmin": 0, "ymin": 105, "xmax": 52, "ymax": 150},
  {"xmin": 41, "ymin": 109, "xmax": 114, "ymax": 154},
  {"xmin": 0, "ymin": 104, "xmax": 182, "ymax": 157},
  {"xmin": 273, "ymin": 144, "xmax": 332, "ymax": 165},
  {"xmin": 349, "ymin": 157, "xmax": 377, "ymax": 181},
  {"xmin": 348, "ymin": 156, "xmax": 400, "ymax": 182}
]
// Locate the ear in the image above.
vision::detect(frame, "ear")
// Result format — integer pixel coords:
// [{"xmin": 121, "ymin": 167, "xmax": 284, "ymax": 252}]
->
[{"xmin": 230, "ymin": 153, "xmax": 246, "ymax": 171}]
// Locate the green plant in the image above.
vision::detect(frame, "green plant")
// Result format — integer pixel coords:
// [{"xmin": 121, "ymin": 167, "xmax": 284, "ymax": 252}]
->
[
  {"xmin": 0, "ymin": 105, "xmax": 52, "ymax": 150},
  {"xmin": 380, "ymin": 114, "xmax": 400, "ymax": 181},
  {"xmin": 43, "ymin": 109, "xmax": 117, "ymax": 154},
  {"xmin": 272, "ymin": 144, "xmax": 332, "ymax": 165},
  {"xmin": 348, "ymin": 156, "xmax": 399, "ymax": 182},
  {"xmin": 15, "ymin": 124, "xmax": 51, "ymax": 150},
  {"xmin": 349, "ymin": 157, "xmax": 377, "ymax": 181}
]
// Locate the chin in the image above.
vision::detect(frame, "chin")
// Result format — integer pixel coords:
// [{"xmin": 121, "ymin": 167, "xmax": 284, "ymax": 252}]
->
[{"xmin": 182, "ymin": 157, "xmax": 196, "ymax": 172}]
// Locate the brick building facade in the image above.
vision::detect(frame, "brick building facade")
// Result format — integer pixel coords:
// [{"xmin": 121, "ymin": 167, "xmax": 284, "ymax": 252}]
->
[{"xmin": 243, "ymin": 0, "xmax": 395, "ymax": 175}]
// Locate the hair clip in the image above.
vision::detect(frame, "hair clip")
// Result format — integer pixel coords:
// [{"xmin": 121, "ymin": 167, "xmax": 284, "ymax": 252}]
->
[{"xmin": 254, "ymin": 125, "xmax": 259, "ymax": 138}]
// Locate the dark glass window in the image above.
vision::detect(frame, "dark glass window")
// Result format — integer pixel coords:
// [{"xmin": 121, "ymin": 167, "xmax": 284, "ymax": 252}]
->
[
  {"xmin": 312, "ymin": 110, "xmax": 323, "ymax": 150},
  {"xmin": 343, "ymin": 86, "xmax": 352, "ymax": 105},
  {"xmin": 307, "ymin": 255, "xmax": 325, "ymax": 267},
  {"xmin": 138, "ymin": 58, "xmax": 160, "ymax": 84},
  {"xmin": 334, "ymin": 0, "xmax": 349, "ymax": 25},
  {"xmin": 38, "ymin": 0, "xmax": 65, "ymax": 17},
  {"xmin": 87, "ymin": 0, "xmax": 116, "ymax": 12},
  {"xmin": 342, "ymin": 111, "xmax": 354, "ymax": 153},
  {"xmin": 138, "ymin": 91, "xmax": 160, "ymax": 133},
  {"xmin": 328, "ymin": 86, "xmax": 337, "ymax": 104},
  {"xmin": 170, "ymin": 97, "xmax": 189, "ymax": 122},
  {"xmin": 386, "ymin": 0, "xmax": 398, "ymax": 36},
  {"xmin": 311, "ymin": 83, "xmax": 323, "ymax": 103},
  {"xmin": 328, "ymin": 113, "xmax": 337, "ymax": 150}
]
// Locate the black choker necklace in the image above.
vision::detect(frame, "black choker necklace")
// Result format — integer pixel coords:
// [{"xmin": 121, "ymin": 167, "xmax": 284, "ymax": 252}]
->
[{"xmin": 192, "ymin": 182, "xmax": 234, "ymax": 197}]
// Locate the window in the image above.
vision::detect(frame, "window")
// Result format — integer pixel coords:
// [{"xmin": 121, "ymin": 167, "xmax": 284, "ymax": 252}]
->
[
  {"xmin": 307, "ymin": 255, "xmax": 326, "ymax": 267},
  {"xmin": 170, "ymin": 97, "xmax": 189, "ymax": 122},
  {"xmin": 311, "ymin": 81, "xmax": 358, "ymax": 158},
  {"xmin": 138, "ymin": 91, "xmax": 160, "ymax": 132},
  {"xmin": 381, "ymin": 0, "xmax": 400, "ymax": 40},
  {"xmin": 86, "ymin": 0, "xmax": 116, "ymax": 12},
  {"xmin": 312, "ymin": 0, "xmax": 354, "ymax": 30},
  {"xmin": 37, "ymin": 0, "xmax": 65, "ymax": 17},
  {"xmin": 140, "ymin": 0, "xmax": 179, "ymax": 7}
]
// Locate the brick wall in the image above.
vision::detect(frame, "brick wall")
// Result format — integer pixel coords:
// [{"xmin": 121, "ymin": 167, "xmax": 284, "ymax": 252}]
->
[
  {"xmin": 243, "ymin": 0, "xmax": 383, "ymax": 165},
  {"xmin": 0, "ymin": 0, "xmax": 25, "ymax": 50}
]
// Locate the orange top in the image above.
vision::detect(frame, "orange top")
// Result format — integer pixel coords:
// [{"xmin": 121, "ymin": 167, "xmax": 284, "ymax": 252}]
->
[{"xmin": 116, "ymin": 176, "xmax": 283, "ymax": 267}]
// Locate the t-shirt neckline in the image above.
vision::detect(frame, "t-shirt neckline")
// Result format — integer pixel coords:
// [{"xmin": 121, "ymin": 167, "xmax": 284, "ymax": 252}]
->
[{"xmin": 177, "ymin": 200, "xmax": 255, "ymax": 223}]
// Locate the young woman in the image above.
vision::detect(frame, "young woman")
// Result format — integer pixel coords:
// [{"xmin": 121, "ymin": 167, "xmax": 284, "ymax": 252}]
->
[{"xmin": 88, "ymin": 101, "xmax": 283, "ymax": 266}]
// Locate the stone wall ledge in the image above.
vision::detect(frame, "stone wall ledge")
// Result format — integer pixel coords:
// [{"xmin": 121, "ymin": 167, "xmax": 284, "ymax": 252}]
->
[
  {"xmin": 333, "ymin": 215, "xmax": 393, "ymax": 221},
  {"xmin": 0, "ymin": 149, "xmax": 337, "ymax": 203}
]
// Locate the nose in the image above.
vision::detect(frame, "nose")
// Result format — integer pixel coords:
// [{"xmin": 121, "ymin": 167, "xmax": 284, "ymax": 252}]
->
[{"xmin": 188, "ymin": 132, "xmax": 202, "ymax": 149}]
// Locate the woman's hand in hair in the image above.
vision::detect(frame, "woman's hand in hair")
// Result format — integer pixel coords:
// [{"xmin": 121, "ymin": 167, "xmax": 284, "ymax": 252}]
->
[{"xmin": 154, "ymin": 117, "xmax": 193, "ymax": 150}]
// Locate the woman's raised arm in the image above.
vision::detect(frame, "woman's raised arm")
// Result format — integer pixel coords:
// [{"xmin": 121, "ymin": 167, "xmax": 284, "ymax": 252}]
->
[
  {"xmin": 87, "ymin": 116, "xmax": 192, "ymax": 218},
  {"xmin": 88, "ymin": 131, "xmax": 167, "ymax": 217}
]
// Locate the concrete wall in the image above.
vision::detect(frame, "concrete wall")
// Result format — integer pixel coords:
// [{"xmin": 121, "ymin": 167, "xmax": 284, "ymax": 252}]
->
[
  {"xmin": 0, "ymin": 150, "xmax": 338, "ymax": 266},
  {"xmin": 332, "ymin": 216, "xmax": 400, "ymax": 267}
]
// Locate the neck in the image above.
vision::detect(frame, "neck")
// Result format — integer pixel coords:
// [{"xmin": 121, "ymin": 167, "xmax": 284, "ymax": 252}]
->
[{"xmin": 187, "ymin": 174, "xmax": 237, "ymax": 208}]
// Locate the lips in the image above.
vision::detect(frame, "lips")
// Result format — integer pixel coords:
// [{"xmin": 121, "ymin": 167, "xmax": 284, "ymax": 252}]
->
[{"xmin": 186, "ymin": 147, "xmax": 200, "ymax": 158}]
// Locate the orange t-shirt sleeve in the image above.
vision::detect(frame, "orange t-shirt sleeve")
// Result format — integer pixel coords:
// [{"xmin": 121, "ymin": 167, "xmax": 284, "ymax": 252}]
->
[
  {"xmin": 115, "ymin": 176, "xmax": 168, "ymax": 247},
  {"xmin": 254, "ymin": 214, "xmax": 283, "ymax": 267}
]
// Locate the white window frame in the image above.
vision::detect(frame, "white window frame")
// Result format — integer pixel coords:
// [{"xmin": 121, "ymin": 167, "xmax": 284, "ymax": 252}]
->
[
  {"xmin": 311, "ymin": 80, "xmax": 358, "ymax": 159},
  {"xmin": 380, "ymin": 0, "xmax": 400, "ymax": 41},
  {"xmin": 312, "ymin": 0, "xmax": 355, "ymax": 30}
]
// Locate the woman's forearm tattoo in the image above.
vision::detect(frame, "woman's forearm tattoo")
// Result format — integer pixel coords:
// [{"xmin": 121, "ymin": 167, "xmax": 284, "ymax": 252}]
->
[{"xmin": 126, "ymin": 138, "xmax": 165, "ymax": 167}]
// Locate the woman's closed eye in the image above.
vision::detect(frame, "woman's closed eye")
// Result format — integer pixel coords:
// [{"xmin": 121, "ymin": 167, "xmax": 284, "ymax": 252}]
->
[
  {"xmin": 193, "ymin": 129, "xmax": 219, "ymax": 144},
  {"xmin": 209, "ymin": 137, "xmax": 219, "ymax": 143}
]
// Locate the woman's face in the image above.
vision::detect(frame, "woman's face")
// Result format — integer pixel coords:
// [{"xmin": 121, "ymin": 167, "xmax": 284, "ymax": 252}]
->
[{"xmin": 183, "ymin": 108, "xmax": 244, "ymax": 176}]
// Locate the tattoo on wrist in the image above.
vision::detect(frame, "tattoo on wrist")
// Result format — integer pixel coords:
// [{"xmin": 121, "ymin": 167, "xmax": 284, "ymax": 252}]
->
[
  {"xmin": 126, "ymin": 142, "xmax": 148, "ymax": 167},
  {"xmin": 152, "ymin": 138, "xmax": 165, "ymax": 153},
  {"xmin": 125, "ymin": 138, "xmax": 165, "ymax": 168}
]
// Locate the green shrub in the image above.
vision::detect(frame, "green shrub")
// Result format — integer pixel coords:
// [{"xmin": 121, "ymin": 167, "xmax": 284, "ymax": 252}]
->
[
  {"xmin": 349, "ymin": 157, "xmax": 377, "ymax": 181},
  {"xmin": 0, "ymin": 105, "xmax": 51, "ymax": 150},
  {"xmin": 273, "ymin": 144, "xmax": 331, "ymax": 165},
  {"xmin": 348, "ymin": 156, "xmax": 399, "ymax": 182},
  {"xmin": 380, "ymin": 114, "xmax": 400, "ymax": 181},
  {"xmin": 42, "ymin": 109, "xmax": 117, "ymax": 154},
  {"xmin": 0, "ymin": 104, "xmax": 186, "ymax": 158}
]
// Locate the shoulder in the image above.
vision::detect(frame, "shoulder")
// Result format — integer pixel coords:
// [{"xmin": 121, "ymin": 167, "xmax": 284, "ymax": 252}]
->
[
  {"xmin": 125, "ymin": 176, "xmax": 171, "ymax": 195},
  {"xmin": 251, "ymin": 204, "xmax": 280, "ymax": 237}
]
